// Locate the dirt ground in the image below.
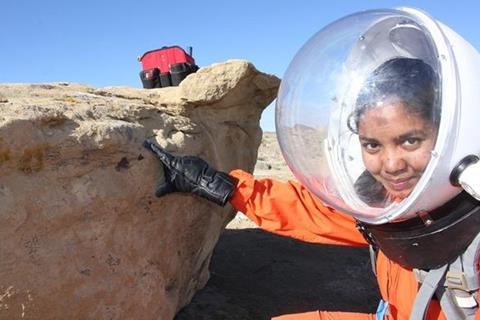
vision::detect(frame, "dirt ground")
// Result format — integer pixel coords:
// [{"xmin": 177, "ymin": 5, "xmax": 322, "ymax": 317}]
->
[{"xmin": 174, "ymin": 133, "xmax": 381, "ymax": 320}]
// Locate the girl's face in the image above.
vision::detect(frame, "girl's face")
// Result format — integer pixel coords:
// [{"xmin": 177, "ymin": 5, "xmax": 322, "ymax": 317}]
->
[{"xmin": 358, "ymin": 101, "xmax": 437, "ymax": 201}]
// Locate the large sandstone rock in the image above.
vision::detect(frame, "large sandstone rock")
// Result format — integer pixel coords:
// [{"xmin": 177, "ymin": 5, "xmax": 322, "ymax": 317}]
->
[{"xmin": 0, "ymin": 60, "xmax": 280, "ymax": 319}]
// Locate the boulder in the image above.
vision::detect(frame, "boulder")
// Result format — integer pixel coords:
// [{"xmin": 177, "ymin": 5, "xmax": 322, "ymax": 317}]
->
[{"xmin": 0, "ymin": 60, "xmax": 280, "ymax": 319}]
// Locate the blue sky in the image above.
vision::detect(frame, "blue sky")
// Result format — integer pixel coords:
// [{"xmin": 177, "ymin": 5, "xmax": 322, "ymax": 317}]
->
[{"xmin": 1, "ymin": 1, "xmax": 479, "ymax": 131}]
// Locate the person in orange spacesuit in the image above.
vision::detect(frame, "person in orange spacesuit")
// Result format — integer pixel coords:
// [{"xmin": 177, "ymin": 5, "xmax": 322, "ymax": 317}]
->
[{"xmin": 144, "ymin": 8, "xmax": 480, "ymax": 319}]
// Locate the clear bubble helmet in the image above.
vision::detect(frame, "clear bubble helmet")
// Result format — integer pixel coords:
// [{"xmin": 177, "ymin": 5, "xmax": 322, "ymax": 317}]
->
[{"xmin": 276, "ymin": 7, "xmax": 480, "ymax": 224}]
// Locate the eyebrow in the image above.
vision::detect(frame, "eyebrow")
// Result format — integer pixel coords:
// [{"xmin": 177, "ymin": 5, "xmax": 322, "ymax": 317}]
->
[
  {"xmin": 358, "ymin": 136, "xmax": 378, "ymax": 143},
  {"xmin": 395, "ymin": 129, "xmax": 427, "ymax": 142},
  {"xmin": 359, "ymin": 129, "xmax": 427, "ymax": 143}
]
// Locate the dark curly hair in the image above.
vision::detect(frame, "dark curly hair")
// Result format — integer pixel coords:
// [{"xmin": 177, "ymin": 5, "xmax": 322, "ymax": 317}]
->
[{"xmin": 348, "ymin": 57, "xmax": 440, "ymax": 134}]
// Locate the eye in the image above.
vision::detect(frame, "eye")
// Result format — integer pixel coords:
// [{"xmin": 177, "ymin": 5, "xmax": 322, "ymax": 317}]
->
[
  {"xmin": 405, "ymin": 138, "xmax": 417, "ymax": 145},
  {"xmin": 402, "ymin": 137, "xmax": 422, "ymax": 148},
  {"xmin": 362, "ymin": 142, "xmax": 380, "ymax": 152}
]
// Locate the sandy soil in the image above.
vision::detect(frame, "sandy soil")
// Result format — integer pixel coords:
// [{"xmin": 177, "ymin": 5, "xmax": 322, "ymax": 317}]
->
[{"xmin": 175, "ymin": 132, "xmax": 380, "ymax": 319}]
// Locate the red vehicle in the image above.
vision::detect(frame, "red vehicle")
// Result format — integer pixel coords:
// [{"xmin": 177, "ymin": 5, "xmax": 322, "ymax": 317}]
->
[{"xmin": 138, "ymin": 46, "xmax": 199, "ymax": 89}]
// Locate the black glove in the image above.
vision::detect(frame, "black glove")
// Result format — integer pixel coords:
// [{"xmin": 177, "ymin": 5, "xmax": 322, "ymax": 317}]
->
[{"xmin": 143, "ymin": 139, "xmax": 236, "ymax": 206}]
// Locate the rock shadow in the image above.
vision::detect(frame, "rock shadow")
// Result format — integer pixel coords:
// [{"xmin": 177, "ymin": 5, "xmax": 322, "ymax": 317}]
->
[{"xmin": 175, "ymin": 228, "xmax": 380, "ymax": 320}]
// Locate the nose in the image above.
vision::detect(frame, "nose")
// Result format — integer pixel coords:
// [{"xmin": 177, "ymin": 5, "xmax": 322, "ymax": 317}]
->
[{"xmin": 383, "ymin": 149, "xmax": 407, "ymax": 174}]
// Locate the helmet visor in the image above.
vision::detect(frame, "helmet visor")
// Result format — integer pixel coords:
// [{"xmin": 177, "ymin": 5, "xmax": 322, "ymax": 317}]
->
[{"xmin": 276, "ymin": 9, "xmax": 442, "ymax": 223}]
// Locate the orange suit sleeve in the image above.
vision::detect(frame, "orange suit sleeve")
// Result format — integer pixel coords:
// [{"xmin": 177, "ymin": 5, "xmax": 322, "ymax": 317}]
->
[{"xmin": 229, "ymin": 169, "xmax": 368, "ymax": 247}]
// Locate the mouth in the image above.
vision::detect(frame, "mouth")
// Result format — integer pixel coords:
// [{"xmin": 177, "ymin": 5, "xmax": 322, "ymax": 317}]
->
[{"xmin": 385, "ymin": 177, "xmax": 418, "ymax": 192}]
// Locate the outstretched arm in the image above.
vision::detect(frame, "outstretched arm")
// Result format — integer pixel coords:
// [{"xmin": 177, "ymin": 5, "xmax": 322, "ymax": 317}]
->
[
  {"xmin": 143, "ymin": 140, "xmax": 366, "ymax": 247},
  {"xmin": 229, "ymin": 169, "xmax": 368, "ymax": 247}
]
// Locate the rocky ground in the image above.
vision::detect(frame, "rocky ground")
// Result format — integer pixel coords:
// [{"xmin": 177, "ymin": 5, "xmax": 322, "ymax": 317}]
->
[{"xmin": 175, "ymin": 132, "xmax": 380, "ymax": 320}]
